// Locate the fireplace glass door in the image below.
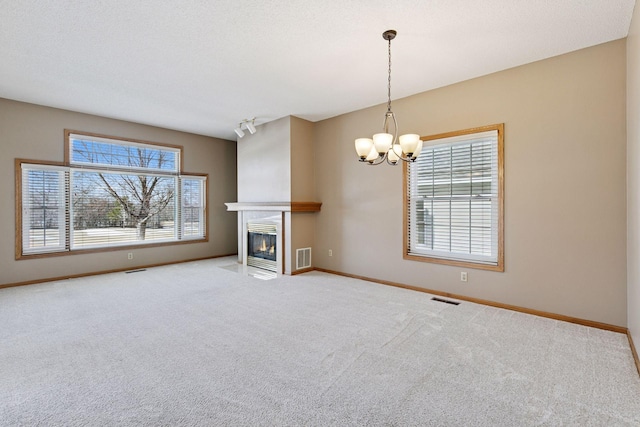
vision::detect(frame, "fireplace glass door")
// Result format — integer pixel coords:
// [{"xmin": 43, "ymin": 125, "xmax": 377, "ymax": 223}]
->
[{"xmin": 248, "ymin": 231, "xmax": 277, "ymax": 261}]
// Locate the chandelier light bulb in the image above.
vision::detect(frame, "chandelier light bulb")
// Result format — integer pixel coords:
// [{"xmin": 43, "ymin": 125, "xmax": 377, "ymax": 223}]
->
[
  {"xmin": 399, "ymin": 133, "xmax": 420, "ymax": 157},
  {"xmin": 365, "ymin": 146, "xmax": 379, "ymax": 163},
  {"xmin": 413, "ymin": 140, "xmax": 424, "ymax": 159},
  {"xmin": 355, "ymin": 138, "xmax": 374, "ymax": 160},
  {"xmin": 373, "ymin": 133, "xmax": 393, "ymax": 155},
  {"xmin": 388, "ymin": 144, "xmax": 401, "ymax": 164}
]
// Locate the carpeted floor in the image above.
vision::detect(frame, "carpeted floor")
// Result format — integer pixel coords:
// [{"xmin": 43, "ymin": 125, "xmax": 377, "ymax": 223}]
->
[{"xmin": 1, "ymin": 256, "xmax": 639, "ymax": 426}]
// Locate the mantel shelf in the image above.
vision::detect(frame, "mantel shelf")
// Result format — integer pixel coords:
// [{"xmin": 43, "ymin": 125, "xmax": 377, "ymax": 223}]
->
[{"xmin": 225, "ymin": 202, "xmax": 322, "ymax": 212}]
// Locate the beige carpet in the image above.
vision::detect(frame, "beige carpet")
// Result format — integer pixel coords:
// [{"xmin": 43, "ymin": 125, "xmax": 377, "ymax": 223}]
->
[{"xmin": 1, "ymin": 256, "xmax": 639, "ymax": 426}]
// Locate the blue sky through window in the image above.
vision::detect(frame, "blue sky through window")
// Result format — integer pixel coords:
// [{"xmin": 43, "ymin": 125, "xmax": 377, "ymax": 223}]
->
[{"xmin": 70, "ymin": 138, "xmax": 178, "ymax": 172}]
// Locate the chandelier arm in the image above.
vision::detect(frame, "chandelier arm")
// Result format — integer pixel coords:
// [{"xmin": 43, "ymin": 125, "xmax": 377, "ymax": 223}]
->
[
  {"xmin": 382, "ymin": 111, "xmax": 399, "ymax": 144},
  {"xmin": 396, "ymin": 154, "xmax": 416, "ymax": 163},
  {"xmin": 388, "ymin": 144, "xmax": 415, "ymax": 163},
  {"xmin": 391, "ymin": 110, "xmax": 398, "ymax": 145},
  {"xmin": 366, "ymin": 153, "xmax": 388, "ymax": 166},
  {"xmin": 390, "ymin": 143, "xmax": 403, "ymax": 157}
]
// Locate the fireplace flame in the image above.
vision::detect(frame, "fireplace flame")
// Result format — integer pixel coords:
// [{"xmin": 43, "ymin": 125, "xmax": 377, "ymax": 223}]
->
[{"xmin": 260, "ymin": 237, "xmax": 267, "ymax": 252}]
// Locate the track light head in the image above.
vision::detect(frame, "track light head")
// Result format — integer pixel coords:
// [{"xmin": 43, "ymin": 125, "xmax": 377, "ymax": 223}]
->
[
  {"xmin": 234, "ymin": 125, "xmax": 245, "ymax": 138},
  {"xmin": 246, "ymin": 120, "xmax": 256, "ymax": 135}
]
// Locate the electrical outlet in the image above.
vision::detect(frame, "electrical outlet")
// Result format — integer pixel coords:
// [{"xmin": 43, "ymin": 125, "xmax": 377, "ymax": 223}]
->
[
  {"xmin": 128, "ymin": 253, "xmax": 133, "ymax": 260},
  {"xmin": 460, "ymin": 272, "xmax": 468, "ymax": 282},
  {"xmin": 328, "ymin": 249, "xmax": 333, "ymax": 257}
]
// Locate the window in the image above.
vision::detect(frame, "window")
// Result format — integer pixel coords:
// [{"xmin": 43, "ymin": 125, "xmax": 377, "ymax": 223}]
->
[
  {"xmin": 21, "ymin": 165, "xmax": 67, "ymax": 254},
  {"xmin": 17, "ymin": 131, "xmax": 207, "ymax": 258},
  {"xmin": 404, "ymin": 124, "xmax": 504, "ymax": 271},
  {"xmin": 181, "ymin": 176, "xmax": 206, "ymax": 239}
]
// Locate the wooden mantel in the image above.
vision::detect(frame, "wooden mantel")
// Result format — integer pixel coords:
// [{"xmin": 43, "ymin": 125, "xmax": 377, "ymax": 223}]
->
[{"xmin": 225, "ymin": 202, "xmax": 321, "ymax": 212}]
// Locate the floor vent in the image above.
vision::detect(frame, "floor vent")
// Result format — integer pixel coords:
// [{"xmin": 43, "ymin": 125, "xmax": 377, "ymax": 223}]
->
[
  {"xmin": 296, "ymin": 248, "xmax": 312, "ymax": 270},
  {"xmin": 431, "ymin": 297, "xmax": 460, "ymax": 306},
  {"xmin": 125, "ymin": 269, "xmax": 147, "ymax": 274}
]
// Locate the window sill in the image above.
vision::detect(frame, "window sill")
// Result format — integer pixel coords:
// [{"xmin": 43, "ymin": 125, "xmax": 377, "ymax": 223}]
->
[{"xmin": 403, "ymin": 252, "xmax": 504, "ymax": 272}]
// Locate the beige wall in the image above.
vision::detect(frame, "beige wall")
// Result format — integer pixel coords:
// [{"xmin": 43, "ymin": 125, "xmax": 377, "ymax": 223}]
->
[
  {"xmin": 290, "ymin": 116, "xmax": 316, "ymax": 201},
  {"xmin": 237, "ymin": 115, "xmax": 316, "ymax": 203},
  {"xmin": 237, "ymin": 116, "xmax": 291, "ymax": 203},
  {"xmin": 291, "ymin": 213, "xmax": 316, "ymax": 271},
  {"xmin": 628, "ymin": 3, "xmax": 640, "ymax": 346},
  {"xmin": 0, "ymin": 98, "xmax": 238, "ymax": 286},
  {"xmin": 313, "ymin": 40, "xmax": 627, "ymax": 327},
  {"xmin": 290, "ymin": 117, "xmax": 317, "ymax": 271}
]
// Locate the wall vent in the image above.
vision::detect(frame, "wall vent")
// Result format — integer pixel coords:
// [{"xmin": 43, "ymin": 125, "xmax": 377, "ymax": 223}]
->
[
  {"xmin": 296, "ymin": 247, "xmax": 312, "ymax": 270},
  {"xmin": 431, "ymin": 297, "xmax": 460, "ymax": 306}
]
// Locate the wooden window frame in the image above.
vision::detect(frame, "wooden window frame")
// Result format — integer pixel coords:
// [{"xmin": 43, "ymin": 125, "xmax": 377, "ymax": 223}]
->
[
  {"xmin": 15, "ymin": 130, "xmax": 209, "ymax": 260},
  {"xmin": 403, "ymin": 123, "xmax": 504, "ymax": 272}
]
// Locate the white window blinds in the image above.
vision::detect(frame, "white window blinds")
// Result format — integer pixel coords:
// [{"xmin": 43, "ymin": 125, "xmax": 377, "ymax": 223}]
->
[
  {"xmin": 407, "ymin": 129, "xmax": 500, "ymax": 266},
  {"xmin": 21, "ymin": 164, "xmax": 67, "ymax": 254},
  {"xmin": 180, "ymin": 176, "xmax": 206, "ymax": 240}
]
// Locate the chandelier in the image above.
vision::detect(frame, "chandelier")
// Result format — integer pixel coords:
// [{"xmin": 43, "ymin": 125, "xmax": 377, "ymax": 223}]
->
[{"xmin": 354, "ymin": 30, "xmax": 422, "ymax": 165}]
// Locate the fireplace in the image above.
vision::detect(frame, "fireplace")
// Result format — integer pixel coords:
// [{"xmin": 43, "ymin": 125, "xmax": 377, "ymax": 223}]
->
[
  {"xmin": 225, "ymin": 202, "xmax": 322, "ymax": 275},
  {"xmin": 247, "ymin": 222, "xmax": 277, "ymax": 272}
]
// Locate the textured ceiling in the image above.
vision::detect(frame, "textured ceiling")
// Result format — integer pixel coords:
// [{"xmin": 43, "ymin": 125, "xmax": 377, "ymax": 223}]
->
[{"xmin": 0, "ymin": 0, "xmax": 636, "ymax": 141}]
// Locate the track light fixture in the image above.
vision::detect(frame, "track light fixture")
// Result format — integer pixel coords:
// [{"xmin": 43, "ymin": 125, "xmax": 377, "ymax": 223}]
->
[{"xmin": 234, "ymin": 118, "xmax": 257, "ymax": 138}]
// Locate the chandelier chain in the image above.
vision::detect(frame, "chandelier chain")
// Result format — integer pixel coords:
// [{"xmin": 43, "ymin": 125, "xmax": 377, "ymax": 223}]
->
[{"xmin": 387, "ymin": 37, "xmax": 392, "ymax": 113}]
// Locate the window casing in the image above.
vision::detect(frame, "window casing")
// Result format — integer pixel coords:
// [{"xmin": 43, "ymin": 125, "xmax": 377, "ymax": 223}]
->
[
  {"xmin": 404, "ymin": 124, "xmax": 504, "ymax": 271},
  {"xmin": 17, "ymin": 131, "xmax": 207, "ymax": 258}
]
